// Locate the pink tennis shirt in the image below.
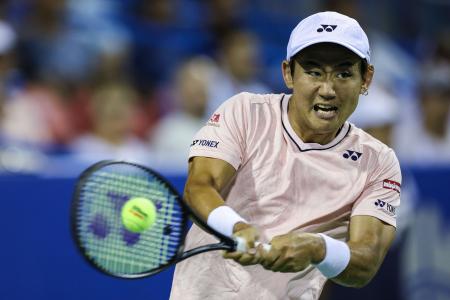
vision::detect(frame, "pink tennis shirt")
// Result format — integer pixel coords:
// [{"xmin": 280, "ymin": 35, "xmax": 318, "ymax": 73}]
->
[{"xmin": 170, "ymin": 92, "xmax": 401, "ymax": 300}]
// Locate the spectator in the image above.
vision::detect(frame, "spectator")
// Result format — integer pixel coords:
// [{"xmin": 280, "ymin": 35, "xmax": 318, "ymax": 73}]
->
[
  {"xmin": 0, "ymin": 19, "xmax": 18, "ymax": 95},
  {"xmin": 126, "ymin": 0, "xmax": 208, "ymax": 91},
  {"xmin": 349, "ymin": 83, "xmax": 400, "ymax": 146},
  {"xmin": 396, "ymin": 30, "xmax": 450, "ymax": 164},
  {"xmin": 14, "ymin": 0, "xmax": 98, "ymax": 85},
  {"xmin": 394, "ymin": 63, "xmax": 450, "ymax": 164},
  {"xmin": 203, "ymin": 0, "xmax": 247, "ymax": 45},
  {"xmin": 0, "ymin": 19, "xmax": 48, "ymax": 173},
  {"xmin": 70, "ymin": 83, "xmax": 150, "ymax": 164},
  {"xmin": 206, "ymin": 29, "xmax": 270, "ymax": 116},
  {"xmin": 2, "ymin": 82, "xmax": 76, "ymax": 147},
  {"xmin": 0, "ymin": 17, "xmax": 75, "ymax": 148},
  {"xmin": 150, "ymin": 56, "xmax": 217, "ymax": 171}
]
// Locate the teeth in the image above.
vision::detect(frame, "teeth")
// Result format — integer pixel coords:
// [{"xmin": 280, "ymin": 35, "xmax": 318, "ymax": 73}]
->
[{"xmin": 314, "ymin": 104, "xmax": 337, "ymax": 112}]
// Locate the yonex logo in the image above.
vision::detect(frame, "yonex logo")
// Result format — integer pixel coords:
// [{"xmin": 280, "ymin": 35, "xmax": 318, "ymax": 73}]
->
[
  {"xmin": 343, "ymin": 150, "xmax": 362, "ymax": 161},
  {"xmin": 374, "ymin": 199, "xmax": 386, "ymax": 208},
  {"xmin": 317, "ymin": 24, "xmax": 337, "ymax": 32},
  {"xmin": 374, "ymin": 199, "xmax": 396, "ymax": 216},
  {"xmin": 190, "ymin": 139, "xmax": 219, "ymax": 148}
]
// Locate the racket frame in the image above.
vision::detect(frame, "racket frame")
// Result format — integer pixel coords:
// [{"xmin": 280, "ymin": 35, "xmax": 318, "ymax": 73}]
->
[{"xmin": 71, "ymin": 160, "xmax": 238, "ymax": 279}]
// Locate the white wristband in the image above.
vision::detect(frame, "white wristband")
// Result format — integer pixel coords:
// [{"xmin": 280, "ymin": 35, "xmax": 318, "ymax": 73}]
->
[
  {"xmin": 207, "ymin": 206, "xmax": 247, "ymax": 237},
  {"xmin": 315, "ymin": 233, "xmax": 351, "ymax": 278}
]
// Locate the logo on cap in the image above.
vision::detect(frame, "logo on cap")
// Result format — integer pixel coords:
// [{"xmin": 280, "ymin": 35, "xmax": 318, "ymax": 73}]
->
[{"xmin": 317, "ymin": 24, "xmax": 337, "ymax": 32}]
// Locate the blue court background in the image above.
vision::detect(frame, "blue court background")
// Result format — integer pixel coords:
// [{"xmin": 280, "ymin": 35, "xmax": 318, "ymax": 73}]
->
[{"xmin": 1, "ymin": 166, "xmax": 450, "ymax": 300}]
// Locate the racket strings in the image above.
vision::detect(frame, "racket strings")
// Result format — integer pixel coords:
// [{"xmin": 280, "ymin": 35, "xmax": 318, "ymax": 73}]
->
[{"xmin": 75, "ymin": 164, "xmax": 185, "ymax": 276}]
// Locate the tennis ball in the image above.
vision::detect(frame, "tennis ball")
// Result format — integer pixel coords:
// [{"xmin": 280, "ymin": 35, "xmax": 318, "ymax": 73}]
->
[{"xmin": 121, "ymin": 197, "xmax": 157, "ymax": 233}]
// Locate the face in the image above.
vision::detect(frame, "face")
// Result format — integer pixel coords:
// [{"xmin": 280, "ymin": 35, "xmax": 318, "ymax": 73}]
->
[
  {"xmin": 282, "ymin": 43, "xmax": 373, "ymax": 141},
  {"xmin": 224, "ymin": 32, "xmax": 259, "ymax": 81},
  {"xmin": 92, "ymin": 87, "xmax": 136, "ymax": 142}
]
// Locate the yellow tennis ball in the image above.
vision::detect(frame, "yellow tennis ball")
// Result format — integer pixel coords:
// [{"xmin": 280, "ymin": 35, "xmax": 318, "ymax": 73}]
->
[{"xmin": 121, "ymin": 197, "xmax": 157, "ymax": 233}]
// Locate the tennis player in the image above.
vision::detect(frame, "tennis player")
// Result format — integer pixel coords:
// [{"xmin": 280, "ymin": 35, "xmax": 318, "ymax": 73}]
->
[{"xmin": 170, "ymin": 11, "xmax": 401, "ymax": 300}]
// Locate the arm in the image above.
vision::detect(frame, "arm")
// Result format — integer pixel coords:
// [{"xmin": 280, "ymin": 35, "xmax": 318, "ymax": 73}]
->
[
  {"xmin": 184, "ymin": 156, "xmax": 259, "ymax": 253},
  {"xmin": 184, "ymin": 156, "xmax": 236, "ymax": 220},
  {"xmin": 258, "ymin": 215, "xmax": 395, "ymax": 288},
  {"xmin": 330, "ymin": 215, "xmax": 395, "ymax": 287}
]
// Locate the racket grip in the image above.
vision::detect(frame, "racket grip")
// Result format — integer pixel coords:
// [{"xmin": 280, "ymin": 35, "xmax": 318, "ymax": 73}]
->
[
  {"xmin": 235, "ymin": 237, "xmax": 272, "ymax": 252},
  {"xmin": 235, "ymin": 237, "xmax": 247, "ymax": 252}
]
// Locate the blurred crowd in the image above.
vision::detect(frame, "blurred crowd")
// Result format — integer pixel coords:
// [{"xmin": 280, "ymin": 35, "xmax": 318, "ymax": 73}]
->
[{"xmin": 0, "ymin": 0, "xmax": 448, "ymax": 175}]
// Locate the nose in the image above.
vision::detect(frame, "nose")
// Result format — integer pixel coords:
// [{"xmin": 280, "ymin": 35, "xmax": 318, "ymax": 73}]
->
[{"xmin": 318, "ymin": 81, "xmax": 336, "ymax": 100}]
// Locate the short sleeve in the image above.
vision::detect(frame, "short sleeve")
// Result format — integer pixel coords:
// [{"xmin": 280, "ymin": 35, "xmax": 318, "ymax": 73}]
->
[
  {"xmin": 188, "ymin": 93, "xmax": 248, "ymax": 170},
  {"xmin": 351, "ymin": 148, "xmax": 402, "ymax": 227}
]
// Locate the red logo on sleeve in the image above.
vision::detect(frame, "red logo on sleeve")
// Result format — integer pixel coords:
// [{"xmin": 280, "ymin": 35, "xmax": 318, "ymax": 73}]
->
[
  {"xmin": 210, "ymin": 114, "xmax": 220, "ymax": 123},
  {"xmin": 207, "ymin": 113, "xmax": 221, "ymax": 127},
  {"xmin": 382, "ymin": 179, "xmax": 401, "ymax": 194}
]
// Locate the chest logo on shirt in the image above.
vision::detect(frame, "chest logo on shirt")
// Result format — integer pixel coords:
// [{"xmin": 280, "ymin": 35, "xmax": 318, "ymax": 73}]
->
[
  {"xmin": 342, "ymin": 150, "xmax": 362, "ymax": 161},
  {"xmin": 190, "ymin": 139, "xmax": 219, "ymax": 148},
  {"xmin": 374, "ymin": 199, "xmax": 396, "ymax": 216}
]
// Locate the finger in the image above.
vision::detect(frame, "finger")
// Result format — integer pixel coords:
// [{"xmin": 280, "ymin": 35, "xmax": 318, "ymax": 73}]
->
[
  {"xmin": 236, "ymin": 253, "xmax": 260, "ymax": 266},
  {"xmin": 261, "ymin": 255, "xmax": 280, "ymax": 270},
  {"xmin": 223, "ymin": 251, "xmax": 243, "ymax": 260},
  {"xmin": 271, "ymin": 255, "xmax": 289, "ymax": 272},
  {"xmin": 246, "ymin": 242, "xmax": 264, "ymax": 255},
  {"xmin": 277, "ymin": 263, "xmax": 305, "ymax": 273},
  {"xmin": 260, "ymin": 250, "xmax": 281, "ymax": 270},
  {"xmin": 256, "ymin": 243, "xmax": 273, "ymax": 261},
  {"xmin": 256, "ymin": 242, "xmax": 272, "ymax": 253}
]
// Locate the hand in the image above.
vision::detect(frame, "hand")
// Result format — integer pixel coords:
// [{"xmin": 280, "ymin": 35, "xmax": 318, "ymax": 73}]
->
[
  {"xmin": 257, "ymin": 232, "xmax": 325, "ymax": 273},
  {"xmin": 223, "ymin": 222, "xmax": 260, "ymax": 266}
]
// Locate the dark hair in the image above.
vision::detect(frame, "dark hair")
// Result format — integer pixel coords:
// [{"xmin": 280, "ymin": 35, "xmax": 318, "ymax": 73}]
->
[{"xmin": 289, "ymin": 56, "xmax": 369, "ymax": 80}]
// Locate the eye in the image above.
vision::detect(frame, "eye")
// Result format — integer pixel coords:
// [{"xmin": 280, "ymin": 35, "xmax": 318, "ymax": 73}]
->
[
  {"xmin": 306, "ymin": 70, "xmax": 321, "ymax": 77},
  {"xmin": 337, "ymin": 71, "xmax": 353, "ymax": 79}
]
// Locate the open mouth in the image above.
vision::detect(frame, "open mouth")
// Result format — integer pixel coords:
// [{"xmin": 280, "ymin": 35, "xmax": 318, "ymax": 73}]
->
[{"xmin": 313, "ymin": 104, "xmax": 338, "ymax": 112}]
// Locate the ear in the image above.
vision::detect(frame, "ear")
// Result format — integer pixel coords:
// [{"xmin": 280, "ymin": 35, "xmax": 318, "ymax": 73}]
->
[
  {"xmin": 282, "ymin": 60, "xmax": 294, "ymax": 89},
  {"xmin": 361, "ymin": 64, "xmax": 374, "ymax": 95}
]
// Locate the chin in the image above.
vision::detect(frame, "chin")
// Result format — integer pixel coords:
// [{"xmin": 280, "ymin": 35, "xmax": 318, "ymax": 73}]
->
[{"xmin": 311, "ymin": 121, "xmax": 341, "ymax": 134}]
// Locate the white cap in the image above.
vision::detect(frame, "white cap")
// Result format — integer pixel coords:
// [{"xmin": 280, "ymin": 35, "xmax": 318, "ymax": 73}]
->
[{"xmin": 286, "ymin": 11, "xmax": 371, "ymax": 63}]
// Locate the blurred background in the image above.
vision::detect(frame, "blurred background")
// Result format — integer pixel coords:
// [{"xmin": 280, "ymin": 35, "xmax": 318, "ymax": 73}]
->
[{"xmin": 0, "ymin": 0, "xmax": 449, "ymax": 299}]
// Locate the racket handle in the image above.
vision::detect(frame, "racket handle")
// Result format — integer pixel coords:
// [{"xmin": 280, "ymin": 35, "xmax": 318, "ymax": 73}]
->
[{"xmin": 235, "ymin": 237, "xmax": 272, "ymax": 252}]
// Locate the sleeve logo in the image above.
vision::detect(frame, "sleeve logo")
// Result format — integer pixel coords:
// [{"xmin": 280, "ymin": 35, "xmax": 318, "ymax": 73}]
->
[
  {"xmin": 374, "ymin": 199, "xmax": 396, "ymax": 216},
  {"xmin": 207, "ymin": 113, "xmax": 221, "ymax": 127},
  {"xmin": 190, "ymin": 139, "xmax": 219, "ymax": 148},
  {"xmin": 382, "ymin": 179, "xmax": 401, "ymax": 194}
]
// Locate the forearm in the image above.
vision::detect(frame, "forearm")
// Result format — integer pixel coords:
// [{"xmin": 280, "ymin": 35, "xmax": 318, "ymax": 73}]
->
[
  {"xmin": 184, "ymin": 180, "xmax": 226, "ymax": 221},
  {"xmin": 315, "ymin": 217, "xmax": 395, "ymax": 288},
  {"xmin": 330, "ymin": 241, "xmax": 383, "ymax": 288},
  {"xmin": 184, "ymin": 157, "xmax": 237, "ymax": 222}
]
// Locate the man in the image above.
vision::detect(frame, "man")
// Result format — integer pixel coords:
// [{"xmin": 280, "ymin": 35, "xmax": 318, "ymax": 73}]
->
[{"xmin": 170, "ymin": 11, "xmax": 401, "ymax": 300}]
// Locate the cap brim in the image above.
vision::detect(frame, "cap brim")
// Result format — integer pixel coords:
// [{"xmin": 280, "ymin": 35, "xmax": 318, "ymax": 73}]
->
[{"xmin": 288, "ymin": 38, "xmax": 369, "ymax": 62}]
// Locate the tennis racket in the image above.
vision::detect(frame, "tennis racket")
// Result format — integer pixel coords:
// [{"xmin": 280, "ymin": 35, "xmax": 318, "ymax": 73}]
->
[{"xmin": 71, "ymin": 160, "xmax": 250, "ymax": 279}]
